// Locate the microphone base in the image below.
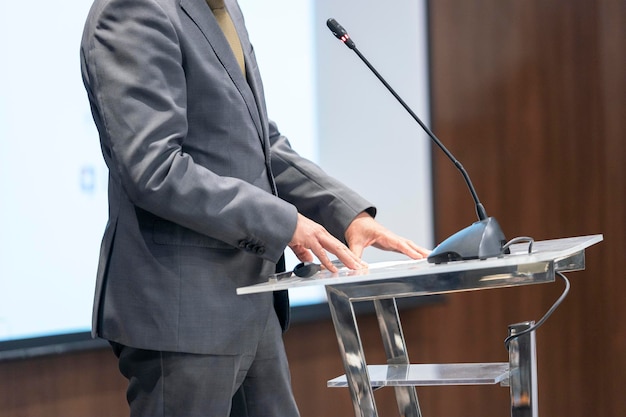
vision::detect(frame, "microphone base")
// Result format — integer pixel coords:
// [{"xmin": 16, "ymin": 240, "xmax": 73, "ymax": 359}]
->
[{"xmin": 427, "ymin": 217, "xmax": 508, "ymax": 264}]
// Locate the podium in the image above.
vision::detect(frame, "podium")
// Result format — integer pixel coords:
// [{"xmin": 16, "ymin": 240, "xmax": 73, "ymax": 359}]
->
[{"xmin": 237, "ymin": 235, "xmax": 602, "ymax": 417}]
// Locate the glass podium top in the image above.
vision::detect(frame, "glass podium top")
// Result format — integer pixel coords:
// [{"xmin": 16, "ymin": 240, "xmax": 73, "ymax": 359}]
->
[{"xmin": 237, "ymin": 235, "xmax": 602, "ymax": 299}]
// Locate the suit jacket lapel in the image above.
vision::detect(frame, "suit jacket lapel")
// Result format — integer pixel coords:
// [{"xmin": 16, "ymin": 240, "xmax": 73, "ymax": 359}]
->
[{"xmin": 179, "ymin": 0, "xmax": 264, "ymax": 141}]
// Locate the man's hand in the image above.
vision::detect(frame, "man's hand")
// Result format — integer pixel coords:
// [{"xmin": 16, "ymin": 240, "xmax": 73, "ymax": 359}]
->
[
  {"xmin": 288, "ymin": 214, "xmax": 367, "ymax": 273},
  {"xmin": 345, "ymin": 212, "xmax": 431, "ymax": 259}
]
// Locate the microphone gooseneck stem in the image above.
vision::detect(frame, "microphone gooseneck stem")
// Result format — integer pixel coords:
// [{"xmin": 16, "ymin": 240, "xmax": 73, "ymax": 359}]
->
[
  {"xmin": 351, "ymin": 47, "xmax": 488, "ymax": 222},
  {"xmin": 328, "ymin": 18, "xmax": 488, "ymax": 222},
  {"xmin": 328, "ymin": 18, "xmax": 511, "ymax": 263},
  {"xmin": 350, "ymin": 45, "xmax": 488, "ymax": 220}
]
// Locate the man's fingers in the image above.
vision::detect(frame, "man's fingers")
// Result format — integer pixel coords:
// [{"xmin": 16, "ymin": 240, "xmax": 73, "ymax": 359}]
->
[
  {"xmin": 289, "ymin": 213, "xmax": 368, "ymax": 273},
  {"xmin": 348, "ymin": 242, "xmax": 365, "ymax": 259},
  {"xmin": 289, "ymin": 245, "xmax": 314, "ymax": 263},
  {"xmin": 315, "ymin": 236, "xmax": 365, "ymax": 272}
]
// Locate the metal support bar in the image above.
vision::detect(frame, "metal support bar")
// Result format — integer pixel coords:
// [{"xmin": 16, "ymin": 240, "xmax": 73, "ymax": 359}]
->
[
  {"xmin": 508, "ymin": 321, "xmax": 538, "ymax": 417},
  {"xmin": 326, "ymin": 286, "xmax": 378, "ymax": 417},
  {"xmin": 374, "ymin": 299, "xmax": 422, "ymax": 417}
]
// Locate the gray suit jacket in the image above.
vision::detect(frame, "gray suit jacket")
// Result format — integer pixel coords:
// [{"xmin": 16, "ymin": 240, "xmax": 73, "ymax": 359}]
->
[{"xmin": 80, "ymin": 0, "xmax": 374, "ymax": 355}]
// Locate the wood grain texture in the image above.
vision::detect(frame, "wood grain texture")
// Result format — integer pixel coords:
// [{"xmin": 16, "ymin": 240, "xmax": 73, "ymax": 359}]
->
[{"xmin": 421, "ymin": 0, "xmax": 625, "ymax": 415}]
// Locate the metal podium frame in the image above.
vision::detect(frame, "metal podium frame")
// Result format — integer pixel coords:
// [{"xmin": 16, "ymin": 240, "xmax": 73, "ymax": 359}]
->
[{"xmin": 237, "ymin": 235, "xmax": 603, "ymax": 417}]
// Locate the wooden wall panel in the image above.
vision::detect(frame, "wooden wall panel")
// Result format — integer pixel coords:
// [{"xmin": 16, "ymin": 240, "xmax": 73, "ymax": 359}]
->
[
  {"xmin": 422, "ymin": 0, "xmax": 626, "ymax": 416},
  {"xmin": 0, "ymin": 1, "xmax": 623, "ymax": 416},
  {"xmin": 0, "ymin": 349, "xmax": 127, "ymax": 417}
]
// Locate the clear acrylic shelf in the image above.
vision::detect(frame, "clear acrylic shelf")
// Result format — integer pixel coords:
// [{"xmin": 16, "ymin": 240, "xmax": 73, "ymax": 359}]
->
[{"xmin": 327, "ymin": 363, "xmax": 510, "ymax": 387}]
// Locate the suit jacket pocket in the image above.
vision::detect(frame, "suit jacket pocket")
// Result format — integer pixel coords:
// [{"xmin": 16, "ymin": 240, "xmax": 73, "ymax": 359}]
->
[{"xmin": 152, "ymin": 218, "xmax": 235, "ymax": 250}]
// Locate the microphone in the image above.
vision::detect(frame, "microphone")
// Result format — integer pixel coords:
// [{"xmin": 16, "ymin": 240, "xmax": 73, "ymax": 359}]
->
[{"xmin": 326, "ymin": 18, "xmax": 508, "ymax": 263}]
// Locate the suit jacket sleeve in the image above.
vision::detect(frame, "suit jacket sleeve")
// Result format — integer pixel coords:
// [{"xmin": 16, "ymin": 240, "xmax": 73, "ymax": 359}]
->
[{"xmin": 269, "ymin": 121, "xmax": 376, "ymax": 242}]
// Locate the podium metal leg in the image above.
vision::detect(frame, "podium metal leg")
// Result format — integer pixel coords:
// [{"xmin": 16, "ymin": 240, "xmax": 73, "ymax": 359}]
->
[
  {"xmin": 374, "ymin": 299, "xmax": 422, "ymax": 417},
  {"xmin": 325, "ymin": 291, "xmax": 540, "ymax": 417},
  {"xmin": 326, "ymin": 286, "xmax": 378, "ymax": 417},
  {"xmin": 508, "ymin": 322, "xmax": 538, "ymax": 417}
]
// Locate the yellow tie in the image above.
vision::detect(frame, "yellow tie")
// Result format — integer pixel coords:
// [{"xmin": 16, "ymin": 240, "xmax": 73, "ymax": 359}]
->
[{"xmin": 206, "ymin": 0, "xmax": 245, "ymax": 74}]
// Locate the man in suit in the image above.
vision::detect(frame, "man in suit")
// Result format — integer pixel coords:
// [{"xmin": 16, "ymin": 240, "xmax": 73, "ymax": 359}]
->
[{"xmin": 80, "ymin": 0, "xmax": 430, "ymax": 416}]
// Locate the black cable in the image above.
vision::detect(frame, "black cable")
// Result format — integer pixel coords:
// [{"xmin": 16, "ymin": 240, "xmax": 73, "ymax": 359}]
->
[{"xmin": 504, "ymin": 271, "xmax": 571, "ymax": 350}]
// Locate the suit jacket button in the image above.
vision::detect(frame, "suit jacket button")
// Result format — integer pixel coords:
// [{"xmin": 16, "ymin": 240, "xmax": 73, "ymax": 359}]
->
[
  {"xmin": 256, "ymin": 247, "xmax": 265, "ymax": 255},
  {"xmin": 238, "ymin": 240, "xmax": 248, "ymax": 249}
]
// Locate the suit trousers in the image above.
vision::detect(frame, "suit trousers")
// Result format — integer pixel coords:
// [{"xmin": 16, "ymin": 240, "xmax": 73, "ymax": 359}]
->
[{"xmin": 111, "ymin": 309, "xmax": 300, "ymax": 417}]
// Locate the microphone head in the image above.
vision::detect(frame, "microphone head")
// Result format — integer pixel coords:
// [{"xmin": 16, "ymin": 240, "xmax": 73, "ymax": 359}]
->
[{"xmin": 326, "ymin": 18, "xmax": 356, "ymax": 49}]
